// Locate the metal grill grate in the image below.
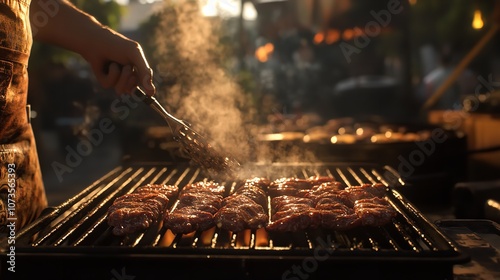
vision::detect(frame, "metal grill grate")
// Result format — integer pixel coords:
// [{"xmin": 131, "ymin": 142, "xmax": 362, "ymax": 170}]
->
[
  {"xmin": 15, "ymin": 163, "xmax": 454, "ymax": 252},
  {"xmin": 8, "ymin": 162, "xmax": 470, "ymax": 280}
]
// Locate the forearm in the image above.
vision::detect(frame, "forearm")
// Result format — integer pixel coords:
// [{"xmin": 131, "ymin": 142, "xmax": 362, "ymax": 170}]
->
[
  {"xmin": 30, "ymin": 0, "xmax": 155, "ymax": 95},
  {"xmin": 31, "ymin": 0, "xmax": 112, "ymax": 55}
]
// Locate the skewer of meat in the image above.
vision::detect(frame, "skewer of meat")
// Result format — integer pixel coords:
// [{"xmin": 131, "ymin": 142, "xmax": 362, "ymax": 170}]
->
[{"xmin": 107, "ymin": 184, "xmax": 178, "ymax": 236}]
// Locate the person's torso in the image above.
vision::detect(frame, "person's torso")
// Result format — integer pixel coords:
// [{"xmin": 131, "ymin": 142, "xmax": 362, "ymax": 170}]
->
[
  {"xmin": 0, "ymin": 0, "xmax": 33, "ymax": 54},
  {"xmin": 0, "ymin": 0, "xmax": 47, "ymax": 233},
  {"xmin": 0, "ymin": 0, "xmax": 32, "ymax": 142}
]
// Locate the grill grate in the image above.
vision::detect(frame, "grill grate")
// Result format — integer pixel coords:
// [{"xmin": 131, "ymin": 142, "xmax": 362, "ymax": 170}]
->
[{"xmin": 9, "ymin": 162, "xmax": 469, "ymax": 280}]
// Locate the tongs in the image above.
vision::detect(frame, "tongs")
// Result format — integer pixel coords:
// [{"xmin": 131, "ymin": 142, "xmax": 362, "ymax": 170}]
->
[{"xmin": 134, "ymin": 87, "xmax": 241, "ymax": 177}]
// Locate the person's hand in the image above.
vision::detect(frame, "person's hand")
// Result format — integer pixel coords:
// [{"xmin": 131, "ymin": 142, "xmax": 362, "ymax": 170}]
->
[
  {"xmin": 81, "ymin": 29, "xmax": 156, "ymax": 96},
  {"xmin": 30, "ymin": 0, "xmax": 155, "ymax": 95}
]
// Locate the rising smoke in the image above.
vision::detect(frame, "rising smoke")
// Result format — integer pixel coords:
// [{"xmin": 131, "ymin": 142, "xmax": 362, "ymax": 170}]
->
[
  {"xmin": 151, "ymin": 0, "xmax": 320, "ymax": 170},
  {"xmin": 152, "ymin": 0, "xmax": 254, "ymax": 162}
]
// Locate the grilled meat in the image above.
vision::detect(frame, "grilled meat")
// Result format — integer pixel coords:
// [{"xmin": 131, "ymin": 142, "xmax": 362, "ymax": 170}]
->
[
  {"xmin": 266, "ymin": 182, "xmax": 395, "ymax": 232},
  {"xmin": 340, "ymin": 189, "xmax": 376, "ymax": 207},
  {"xmin": 316, "ymin": 203, "xmax": 360, "ymax": 230},
  {"xmin": 180, "ymin": 181, "xmax": 226, "ymax": 196},
  {"xmin": 233, "ymin": 185, "xmax": 267, "ymax": 208},
  {"xmin": 267, "ymin": 196, "xmax": 318, "ymax": 232},
  {"xmin": 215, "ymin": 195, "xmax": 268, "ymax": 232},
  {"xmin": 271, "ymin": 195, "xmax": 315, "ymax": 213},
  {"xmin": 298, "ymin": 181, "xmax": 345, "ymax": 198},
  {"xmin": 165, "ymin": 181, "xmax": 225, "ymax": 234},
  {"xmin": 345, "ymin": 183, "xmax": 387, "ymax": 198},
  {"xmin": 239, "ymin": 177, "xmax": 272, "ymax": 191},
  {"xmin": 354, "ymin": 197, "xmax": 397, "ymax": 226},
  {"xmin": 107, "ymin": 192, "xmax": 170, "ymax": 236},
  {"xmin": 268, "ymin": 176, "xmax": 337, "ymax": 197},
  {"xmin": 177, "ymin": 192, "xmax": 222, "ymax": 214},
  {"xmin": 266, "ymin": 210, "xmax": 319, "ymax": 232},
  {"xmin": 268, "ymin": 177, "xmax": 314, "ymax": 197},
  {"xmin": 214, "ymin": 178, "xmax": 270, "ymax": 232},
  {"xmin": 135, "ymin": 183, "xmax": 179, "ymax": 199},
  {"xmin": 164, "ymin": 207, "xmax": 215, "ymax": 234},
  {"xmin": 306, "ymin": 175, "xmax": 336, "ymax": 185}
]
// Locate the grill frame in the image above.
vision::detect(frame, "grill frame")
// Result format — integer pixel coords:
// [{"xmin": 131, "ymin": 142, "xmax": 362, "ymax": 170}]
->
[{"xmin": 4, "ymin": 162, "xmax": 470, "ymax": 279}]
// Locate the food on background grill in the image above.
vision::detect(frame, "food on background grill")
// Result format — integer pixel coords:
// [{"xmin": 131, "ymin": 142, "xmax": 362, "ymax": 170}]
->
[
  {"xmin": 107, "ymin": 184, "xmax": 178, "ymax": 236},
  {"xmin": 164, "ymin": 181, "xmax": 224, "ymax": 234},
  {"xmin": 266, "ymin": 180, "xmax": 397, "ymax": 232}
]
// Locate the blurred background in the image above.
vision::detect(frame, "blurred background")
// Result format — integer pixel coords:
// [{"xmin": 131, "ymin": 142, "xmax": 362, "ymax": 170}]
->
[{"xmin": 29, "ymin": 0, "xmax": 500, "ymax": 211}]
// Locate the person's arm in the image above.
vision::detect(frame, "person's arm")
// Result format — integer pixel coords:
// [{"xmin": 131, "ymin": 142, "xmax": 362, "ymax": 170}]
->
[{"xmin": 30, "ymin": 0, "xmax": 155, "ymax": 95}]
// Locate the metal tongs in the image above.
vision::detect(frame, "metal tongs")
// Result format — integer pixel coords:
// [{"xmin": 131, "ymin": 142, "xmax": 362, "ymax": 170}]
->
[{"xmin": 133, "ymin": 87, "xmax": 241, "ymax": 177}]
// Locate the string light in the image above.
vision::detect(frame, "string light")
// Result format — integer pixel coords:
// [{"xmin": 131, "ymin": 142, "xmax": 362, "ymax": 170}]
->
[{"xmin": 472, "ymin": 8, "xmax": 484, "ymax": 30}]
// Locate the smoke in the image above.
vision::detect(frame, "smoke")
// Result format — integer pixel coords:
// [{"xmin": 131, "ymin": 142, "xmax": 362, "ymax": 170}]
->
[
  {"xmin": 153, "ymin": 0, "xmax": 254, "ymax": 162},
  {"xmin": 152, "ymin": 0, "xmax": 321, "ymax": 171}
]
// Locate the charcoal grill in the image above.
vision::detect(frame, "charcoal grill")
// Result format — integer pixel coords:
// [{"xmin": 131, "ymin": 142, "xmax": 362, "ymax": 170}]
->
[{"xmin": 2, "ymin": 162, "xmax": 469, "ymax": 280}]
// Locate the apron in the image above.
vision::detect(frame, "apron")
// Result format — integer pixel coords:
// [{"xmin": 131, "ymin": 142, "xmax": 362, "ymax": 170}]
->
[{"xmin": 0, "ymin": 0, "xmax": 48, "ymax": 234}]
